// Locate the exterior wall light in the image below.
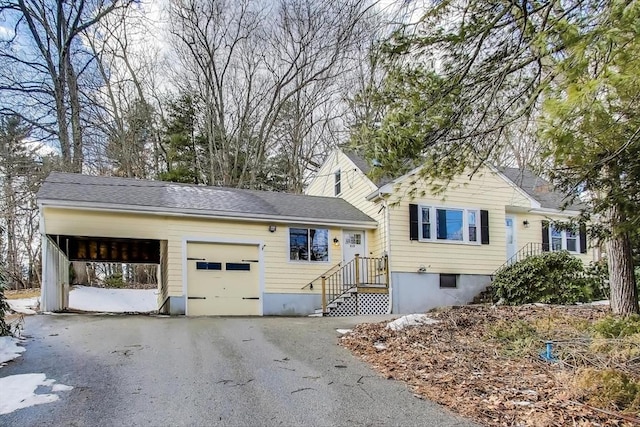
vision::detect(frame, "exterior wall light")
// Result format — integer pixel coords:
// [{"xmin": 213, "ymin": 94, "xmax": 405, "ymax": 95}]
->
[
  {"xmin": 333, "ymin": 237, "xmax": 340, "ymax": 246},
  {"xmin": 268, "ymin": 225, "xmax": 277, "ymax": 232},
  {"xmin": 522, "ymin": 220, "xmax": 530, "ymax": 228}
]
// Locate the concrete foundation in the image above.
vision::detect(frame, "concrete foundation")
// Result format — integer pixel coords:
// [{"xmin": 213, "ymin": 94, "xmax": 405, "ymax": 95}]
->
[{"xmin": 391, "ymin": 272, "xmax": 491, "ymax": 314}]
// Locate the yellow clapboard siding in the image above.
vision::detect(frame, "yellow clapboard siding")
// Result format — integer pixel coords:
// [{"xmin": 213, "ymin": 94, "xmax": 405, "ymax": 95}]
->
[
  {"xmin": 42, "ymin": 207, "xmax": 169, "ymax": 239},
  {"xmin": 306, "ymin": 150, "xmax": 386, "ymax": 257},
  {"xmin": 387, "ymin": 167, "xmax": 595, "ymax": 274},
  {"xmin": 509, "ymin": 212, "xmax": 595, "ymax": 264},
  {"xmin": 43, "ymin": 207, "xmax": 349, "ymax": 298},
  {"xmin": 388, "ymin": 168, "xmax": 526, "ymax": 274},
  {"xmin": 165, "ymin": 216, "xmax": 343, "ymax": 296}
]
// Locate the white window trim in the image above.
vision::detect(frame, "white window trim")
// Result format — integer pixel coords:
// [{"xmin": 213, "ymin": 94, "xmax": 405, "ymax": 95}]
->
[
  {"xmin": 549, "ymin": 225, "xmax": 581, "ymax": 254},
  {"xmin": 418, "ymin": 205, "xmax": 481, "ymax": 245},
  {"xmin": 287, "ymin": 226, "xmax": 331, "ymax": 263},
  {"xmin": 334, "ymin": 170, "xmax": 341, "ymax": 196}
]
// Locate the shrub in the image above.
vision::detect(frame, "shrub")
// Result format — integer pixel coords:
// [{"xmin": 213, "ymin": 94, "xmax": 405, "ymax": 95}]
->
[
  {"xmin": 488, "ymin": 320, "xmax": 539, "ymax": 357},
  {"xmin": 593, "ymin": 315, "xmax": 640, "ymax": 338},
  {"xmin": 584, "ymin": 259, "xmax": 609, "ymax": 301},
  {"xmin": 492, "ymin": 251, "xmax": 595, "ymax": 305},
  {"xmin": 1, "ymin": 279, "xmax": 13, "ymax": 336},
  {"xmin": 104, "ymin": 273, "xmax": 125, "ymax": 288},
  {"xmin": 575, "ymin": 368, "xmax": 640, "ymax": 414}
]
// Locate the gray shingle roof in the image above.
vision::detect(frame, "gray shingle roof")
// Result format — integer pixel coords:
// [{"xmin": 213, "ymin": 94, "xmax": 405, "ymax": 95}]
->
[
  {"xmin": 344, "ymin": 149, "xmax": 581, "ymax": 211},
  {"xmin": 499, "ymin": 167, "xmax": 583, "ymax": 211},
  {"xmin": 38, "ymin": 172, "xmax": 376, "ymax": 225},
  {"xmin": 343, "ymin": 150, "xmax": 394, "ymax": 187}
]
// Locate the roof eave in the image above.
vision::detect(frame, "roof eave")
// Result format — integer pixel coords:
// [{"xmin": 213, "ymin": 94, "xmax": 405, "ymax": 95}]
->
[
  {"xmin": 528, "ymin": 207, "xmax": 583, "ymax": 217},
  {"xmin": 485, "ymin": 164, "xmax": 543, "ymax": 209},
  {"xmin": 37, "ymin": 199, "xmax": 378, "ymax": 229},
  {"xmin": 365, "ymin": 188, "xmax": 392, "ymax": 201}
]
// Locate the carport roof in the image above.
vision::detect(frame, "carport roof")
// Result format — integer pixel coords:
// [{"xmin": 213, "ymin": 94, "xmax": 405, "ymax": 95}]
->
[{"xmin": 38, "ymin": 172, "xmax": 377, "ymax": 227}]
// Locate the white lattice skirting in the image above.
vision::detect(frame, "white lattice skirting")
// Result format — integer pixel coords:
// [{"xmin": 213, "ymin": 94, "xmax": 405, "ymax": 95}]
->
[
  {"xmin": 327, "ymin": 292, "xmax": 389, "ymax": 316},
  {"xmin": 357, "ymin": 293, "xmax": 389, "ymax": 315}
]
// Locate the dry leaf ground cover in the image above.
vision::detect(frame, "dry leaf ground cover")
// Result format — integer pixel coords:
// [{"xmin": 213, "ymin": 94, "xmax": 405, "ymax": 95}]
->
[{"xmin": 340, "ymin": 305, "xmax": 640, "ymax": 426}]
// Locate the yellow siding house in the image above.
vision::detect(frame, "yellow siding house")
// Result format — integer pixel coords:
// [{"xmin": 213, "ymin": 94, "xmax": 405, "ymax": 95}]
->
[
  {"xmin": 38, "ymin": 173, "xmax": 377, "ymax": 315},
  {"xmin": 306, "ymin": 149, "xmax": 597, "ymax": 314}
]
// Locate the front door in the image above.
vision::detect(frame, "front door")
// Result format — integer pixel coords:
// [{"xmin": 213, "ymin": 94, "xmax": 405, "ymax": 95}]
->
[
  {"xmin": 343, "ymin": 230, "xmax": 365, "ymax": 285},
  {"xmin": 505, "ymin": 215, "xmax": 517, "ymax": 262}
]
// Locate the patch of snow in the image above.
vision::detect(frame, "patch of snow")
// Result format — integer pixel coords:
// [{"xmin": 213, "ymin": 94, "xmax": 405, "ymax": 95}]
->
[
  {"xmin": 8, "ymin": 297, "xmax": 39, "ymax": 315},
  {"xmin": 386, "ymin": 314, "xmax": 439, "ymax": 331},
  {"xmin": 590, "ymin": 300, "xmax": 610, "ymax": 306},
  {"xmin": 0, "ymin": 336, "xmax": 26, "ymax": 366},
  {"xmin": 68, "ymin": 286, "xmax": 157, "ymax": 313},
  {"xmin": 0, "ymin": 336, "xmax": 25, "ymax": 366},
  {"xmin": 336, "ymin": 329, "xmax": 352, "ymax": 335},
  {"xmin": 373, "ymin": 342, "xmax": 387, "ymax": 351},
  {"xmin": 0, "ymin": 373, "xmax": 73, "ymax": 415},
  {"xmin": 51, "ymin": 383, "xmax": 74, "ymax": 392}
]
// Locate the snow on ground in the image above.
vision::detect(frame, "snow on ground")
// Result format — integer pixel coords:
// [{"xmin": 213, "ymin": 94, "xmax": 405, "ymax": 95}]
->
[
  {"xmin": 0, "ymin": 336, "xmax": 25, "ymax": 366},
  {"xmin": 68, "ymin": 286, "xmax": 157, "ymax": 313},
  {"xmin": 0, "ymin": 373, "xmax": 73, "ymax": 415},
  {"xmin": 386, "ymin": 314, "xmax": 439, "ymax": 331},
  {"xmin": 7, "ymin": 297, "xmax": 39, "ymax": 315}
]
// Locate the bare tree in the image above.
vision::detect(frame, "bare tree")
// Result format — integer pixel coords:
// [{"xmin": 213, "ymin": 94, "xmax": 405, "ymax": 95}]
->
[
  {"xmin": 0, "ymin": 0, "xmax": 133, "ymax": 172},
  {"xmin": 168, "ymin": 0, "xmax": 379, "ymax": 190}
]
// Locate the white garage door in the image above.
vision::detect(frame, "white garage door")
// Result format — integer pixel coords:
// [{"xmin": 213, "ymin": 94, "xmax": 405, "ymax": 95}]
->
[{"xmin": 186, "ymin": 242, "xmax": 260, "ymax": 316}]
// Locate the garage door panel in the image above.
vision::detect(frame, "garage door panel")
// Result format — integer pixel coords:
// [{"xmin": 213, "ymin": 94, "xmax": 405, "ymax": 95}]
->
[{"xmin": 187, "ymin": 242, "xmax": 260, "ymax": 316}]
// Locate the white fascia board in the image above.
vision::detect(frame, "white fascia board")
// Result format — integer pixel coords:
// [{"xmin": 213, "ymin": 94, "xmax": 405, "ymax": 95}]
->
[
  {"xmin": 365, "ymin": 188, "xmax": 392, "ymax": 202},
  {"xmin": 339, "ymin": 149, "xmax": 378, "ymax": 191},
  {"xmin": 363, "ymin": 159, "xmax": 544, "ymax": 211},
  {"xmin": 38, "ymin": 200, "xmax": 379, "ymax": 229},
  {"xmin": 305, "ymin": 149, "xmax": 338, "ymax": 195},
  {"xmin": 528, "ymin": 207, "xmax": 582, "ymax": 217},
  {"xmin": 484, "ymin": 163, "xmax": 542, "ymax": 210}
]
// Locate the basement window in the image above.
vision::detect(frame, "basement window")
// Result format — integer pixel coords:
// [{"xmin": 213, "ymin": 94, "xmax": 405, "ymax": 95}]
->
[{"xmin": 439, "ymin": 274, "xmax": 458, "ymax": 289}]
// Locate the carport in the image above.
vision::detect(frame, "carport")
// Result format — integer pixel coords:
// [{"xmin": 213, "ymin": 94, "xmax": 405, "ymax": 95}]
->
[{"xmin": 41, "ymin": 234, "xmax": 166, "ymax": 312}]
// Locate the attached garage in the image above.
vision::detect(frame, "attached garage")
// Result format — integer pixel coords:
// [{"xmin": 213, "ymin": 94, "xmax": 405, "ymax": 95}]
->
[
  {"xmin": 186, "ymin": 242, "xmax": 261, "ymax": 316},
  {"xmin": 37, "ymin": 172, "xmax": 378, "ymax": 316}
]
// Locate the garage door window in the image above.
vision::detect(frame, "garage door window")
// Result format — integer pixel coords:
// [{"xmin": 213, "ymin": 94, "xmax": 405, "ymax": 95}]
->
[{"xmin": 289, "ymin": 228, "xmax": 329, "ymax": 262}]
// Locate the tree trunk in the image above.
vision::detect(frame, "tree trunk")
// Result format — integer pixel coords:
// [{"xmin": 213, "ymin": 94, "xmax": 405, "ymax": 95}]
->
[
  {"xmin": 72, "ymin": 261, "xmax": 88, "ymax": 285},
  {"xmin": 605, "ymin": 232, "xmax": 639, "ymax": 315}
]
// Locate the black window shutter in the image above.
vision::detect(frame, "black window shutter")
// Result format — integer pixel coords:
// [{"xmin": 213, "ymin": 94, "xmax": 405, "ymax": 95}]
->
[
  {"xmin": 542, "ymin": 221, "xmax": 550, "ymax": 252},
  {"xmin": 409, "ymin": 204, "xmax": 419, "ymax": 240},
  {"xmin": 579, "ymin": 223, "xmax": 587, "ymax": 254},
  {"xmin": 480, "ymin": 210, "xmax": 489, "ymax": 244}
]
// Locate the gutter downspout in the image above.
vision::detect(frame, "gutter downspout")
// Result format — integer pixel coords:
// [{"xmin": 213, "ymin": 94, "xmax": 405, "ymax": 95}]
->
[{"xmin": 384, "ymin": 198, "xmax": 393, "ymax": 315}]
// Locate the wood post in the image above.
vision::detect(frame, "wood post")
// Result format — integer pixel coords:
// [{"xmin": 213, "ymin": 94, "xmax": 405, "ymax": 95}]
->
[
  {"xmin": 321, "ymin": 276, "xmax": 327, "ymax": 314},
  {"xmin": 355, "ymin": 253, "xmax": 360, "ymax": 285},
  {"xmin": 384, "ymin": 255, "xmax": 390, "ymax": 288}
]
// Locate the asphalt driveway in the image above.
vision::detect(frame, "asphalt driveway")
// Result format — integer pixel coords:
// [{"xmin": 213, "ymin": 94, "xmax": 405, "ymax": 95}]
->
[{"xmin": 0, "ymin": 314, "xmax": 476, "ymax": 426}]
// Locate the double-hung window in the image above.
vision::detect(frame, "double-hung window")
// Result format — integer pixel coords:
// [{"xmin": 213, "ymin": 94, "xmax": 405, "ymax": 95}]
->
[
  {"xmin": 420, "ymin": 206, "xmax": 480, "ymax": 244},
  {"xmin": 289, "ymin": 228, "xmax": 329, "ymax": 262},
  {"xmin": 334, "ymin": 170, "xmax": 341, "ymax": 196},
  {"xmin": 550, "ymin": 225, "xmax": 580, "ymax": 253}
]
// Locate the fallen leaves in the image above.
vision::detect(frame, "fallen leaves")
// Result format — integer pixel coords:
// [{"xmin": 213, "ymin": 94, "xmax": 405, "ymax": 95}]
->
[{"xmin": 340, "ymin": 305, "xmax": 639, "ymax": 426}]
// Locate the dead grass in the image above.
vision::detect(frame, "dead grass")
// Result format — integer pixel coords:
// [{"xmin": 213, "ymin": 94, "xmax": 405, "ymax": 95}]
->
[
  {"xmin": 5, "ymin": 288, "xmax": 40, "ymax": 299},
  {"xmin": 340, "ymin": 305, "xmax": 640, "ymax": 426}
]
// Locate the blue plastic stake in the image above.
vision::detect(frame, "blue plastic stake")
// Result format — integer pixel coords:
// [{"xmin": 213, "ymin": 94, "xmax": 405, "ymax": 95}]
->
[{"xmin": 540, "ymin": 341, "xmax": 557, "ymax": 362}]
